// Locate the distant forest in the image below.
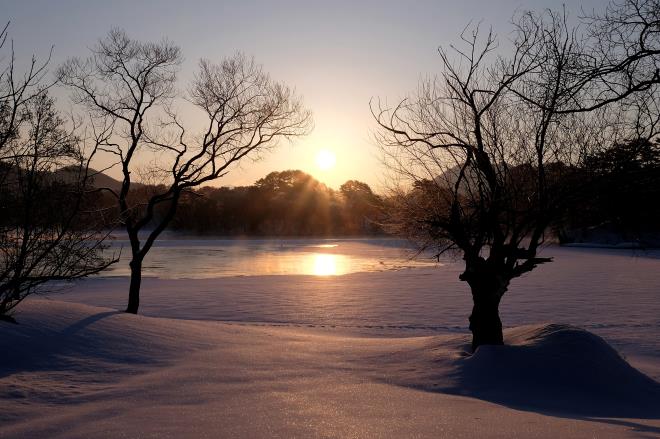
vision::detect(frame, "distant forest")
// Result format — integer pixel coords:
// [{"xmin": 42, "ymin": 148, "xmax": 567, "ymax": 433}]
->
[
  {"xmin": 172, "ymin": 171, "xmax": 385, "ymax": 236},
  {"xmin": 4, "ymin": 140, "xmax": 659, "ymax": 241},
  {"xmin": 557, "ymin": 139, "xmax": 660, "ymax": 246},
  {"xmin": 89, "ymin": 170, "xmax": 386, "ymax": 236},
  {"xmin": 84, "ymin": 138, "xmax": 660, "ymax": 242}
]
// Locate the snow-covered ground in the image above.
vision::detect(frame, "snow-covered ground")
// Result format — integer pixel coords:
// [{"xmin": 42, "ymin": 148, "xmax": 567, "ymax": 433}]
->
[
  {"xmin": 1, "ymin": 241, "xmax": 659, "ymax": 438},
  {"xmin": 1, "ymin": 301, "xmax": 658, "ymax": 438},
  {"xmin": 50, "ymin": 244, "xmax": 660, "ymax": 376}
]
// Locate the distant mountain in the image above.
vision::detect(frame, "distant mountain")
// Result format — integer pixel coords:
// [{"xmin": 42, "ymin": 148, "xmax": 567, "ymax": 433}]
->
[{"xmin": 53, "ymin": 167, "xmax": 144, "ymax": 192}]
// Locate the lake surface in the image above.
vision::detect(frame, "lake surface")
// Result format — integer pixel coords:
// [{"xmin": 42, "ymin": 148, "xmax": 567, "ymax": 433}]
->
[{"xmin": 103, "ymin": 237, "xmax": 439, "ymax": 278}]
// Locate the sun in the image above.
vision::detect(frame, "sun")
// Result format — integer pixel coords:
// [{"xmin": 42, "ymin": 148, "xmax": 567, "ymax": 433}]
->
[{"xmin": 315, "ymin": 149, "xmax": 336, "ymax": 171}]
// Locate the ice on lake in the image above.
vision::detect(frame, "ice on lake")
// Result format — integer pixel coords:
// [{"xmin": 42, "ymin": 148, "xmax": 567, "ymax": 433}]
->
[{"xmin": 102, "ymin": 237, "xmax": 438, "ymax": 278}]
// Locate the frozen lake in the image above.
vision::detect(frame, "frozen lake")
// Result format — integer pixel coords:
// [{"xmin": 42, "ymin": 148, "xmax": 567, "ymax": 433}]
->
[{"xmin": 102, "ymin": 237, "xmax": 438, "ymax": 278}]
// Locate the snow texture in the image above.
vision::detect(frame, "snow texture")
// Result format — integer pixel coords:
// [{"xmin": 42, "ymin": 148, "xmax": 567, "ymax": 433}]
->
[{"xmin": 0, "ymin": 300, "xmax": 659, "ymax": 438}]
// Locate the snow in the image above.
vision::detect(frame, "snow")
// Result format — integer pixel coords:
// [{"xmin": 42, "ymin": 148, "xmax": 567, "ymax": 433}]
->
[
  {"xmin": 1, "ymin": 300, "xmax": 658, "ymax": 438},
  {"xmin": 1, "ymin": 243, "xmax": 659, "ymax": 438},
  {"xmin": 48, "ymin": 245, "xmax": 660, "ymax": 377}
]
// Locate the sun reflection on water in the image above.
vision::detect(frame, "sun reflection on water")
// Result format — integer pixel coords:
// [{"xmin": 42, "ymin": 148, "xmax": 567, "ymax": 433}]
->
[
  {"xmin": 105, "ymin": 240, "xmax": 438, "ymax": 278},
  {"xmin": 310, "ymin": 253, "xmax": 343, "ymax": 276}
]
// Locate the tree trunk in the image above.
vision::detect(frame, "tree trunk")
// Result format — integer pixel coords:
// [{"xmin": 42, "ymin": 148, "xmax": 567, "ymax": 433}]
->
[
  {"xmin": 462, "ymin": 263, "xmax": 509, "ymax": 351},
  {"xmin": 469, "ymin": 289, "xmax": 504, "ymax": 351},
  {"xmin": 126, "ymin": 258, "xmax": 142, "ymax": 314}
]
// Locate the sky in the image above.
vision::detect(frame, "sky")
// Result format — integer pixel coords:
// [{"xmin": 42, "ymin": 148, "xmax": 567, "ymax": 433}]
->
[{"xmin": 4, "ymin": 0, "xmax": 605, "ymax": 190}]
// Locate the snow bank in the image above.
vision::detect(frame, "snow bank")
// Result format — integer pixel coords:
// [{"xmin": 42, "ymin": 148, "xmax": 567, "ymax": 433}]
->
[
  {"xmin": 352, "ymin": 325, "xmax": 660, "ymax": 418},
  {"xmin": 456, "ymin": 324, "xmax": 660, "ymax": 417},
  {"xmin": 1, "ymin": 300, "xmax": 658, "ymax": 438}
]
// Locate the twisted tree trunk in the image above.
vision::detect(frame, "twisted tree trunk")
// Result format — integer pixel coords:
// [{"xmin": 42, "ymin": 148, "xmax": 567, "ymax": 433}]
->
[
  {"xmin": 468, "ymin": 286, "xmax": 504, "ymax": 350},
  {"xmin": 461, "ymin": 259, "xmax": 510, "ymax": 351}
]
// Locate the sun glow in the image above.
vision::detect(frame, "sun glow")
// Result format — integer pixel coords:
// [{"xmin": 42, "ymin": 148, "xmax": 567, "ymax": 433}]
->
[
  {"xmin": 307, "ymin": 253, "xmax": 352, "ymax": 276},
  {"xmin": 315, "ymin": 149, "xmax": 336, "ymax": 171},
  {"xmin": 312, "ymin": 254, "xmax": 338, "ymax": 276}
]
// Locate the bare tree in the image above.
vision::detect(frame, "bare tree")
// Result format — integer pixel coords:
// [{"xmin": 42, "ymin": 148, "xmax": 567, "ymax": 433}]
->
[
  {"xmin": 569, "ymin": 0, "xmax": 659, "ymax": 112},
  {"xmin": 58, "ymin": 30, "xmax": 311, "ymax": 314},
  {"xmin": 0, "ymin": 23, "xmax": 116, "ymax": 321},
  {"xmin": 373, "ymin": 2, "xmax": 659, "ymax": 350}
]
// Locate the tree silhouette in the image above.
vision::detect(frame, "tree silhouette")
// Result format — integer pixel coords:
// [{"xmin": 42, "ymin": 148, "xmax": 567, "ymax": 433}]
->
[
  {"xmin": 59, "ymin": 30, "xmax": 311, "ymax": 314},
  {"xmin": 0, "ymin": 23, "xmax": 115, "ymax": 320},
  {"xmin": 373, "ymin": 1, "xmax": 659, "ymax": 350}
]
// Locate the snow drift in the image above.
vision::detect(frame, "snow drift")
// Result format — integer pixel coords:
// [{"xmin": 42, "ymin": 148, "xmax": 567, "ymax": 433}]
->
[
  {"xmin": 1, "ymin": 300, "xmax": 658, "ymax": 439},
  {"xmin": 355, "ymin": 324, "xmax": 660, "ymax": 419},
  {"xmin": 453, "ymin": 324, "xmax": 660, "ymax": 417}
]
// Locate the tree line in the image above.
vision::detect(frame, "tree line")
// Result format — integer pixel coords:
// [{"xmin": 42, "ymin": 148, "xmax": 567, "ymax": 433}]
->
[
  {"xmin": 171, "ymin": 171, "xmax": 384, "ymax": 236},
  {"xmin": 87, "ymin": 169, "xmax": 385, "ymax": 236},
  {"xmin": 559, "ymin": 138, "xmax": 660, "ymax": 245}
]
